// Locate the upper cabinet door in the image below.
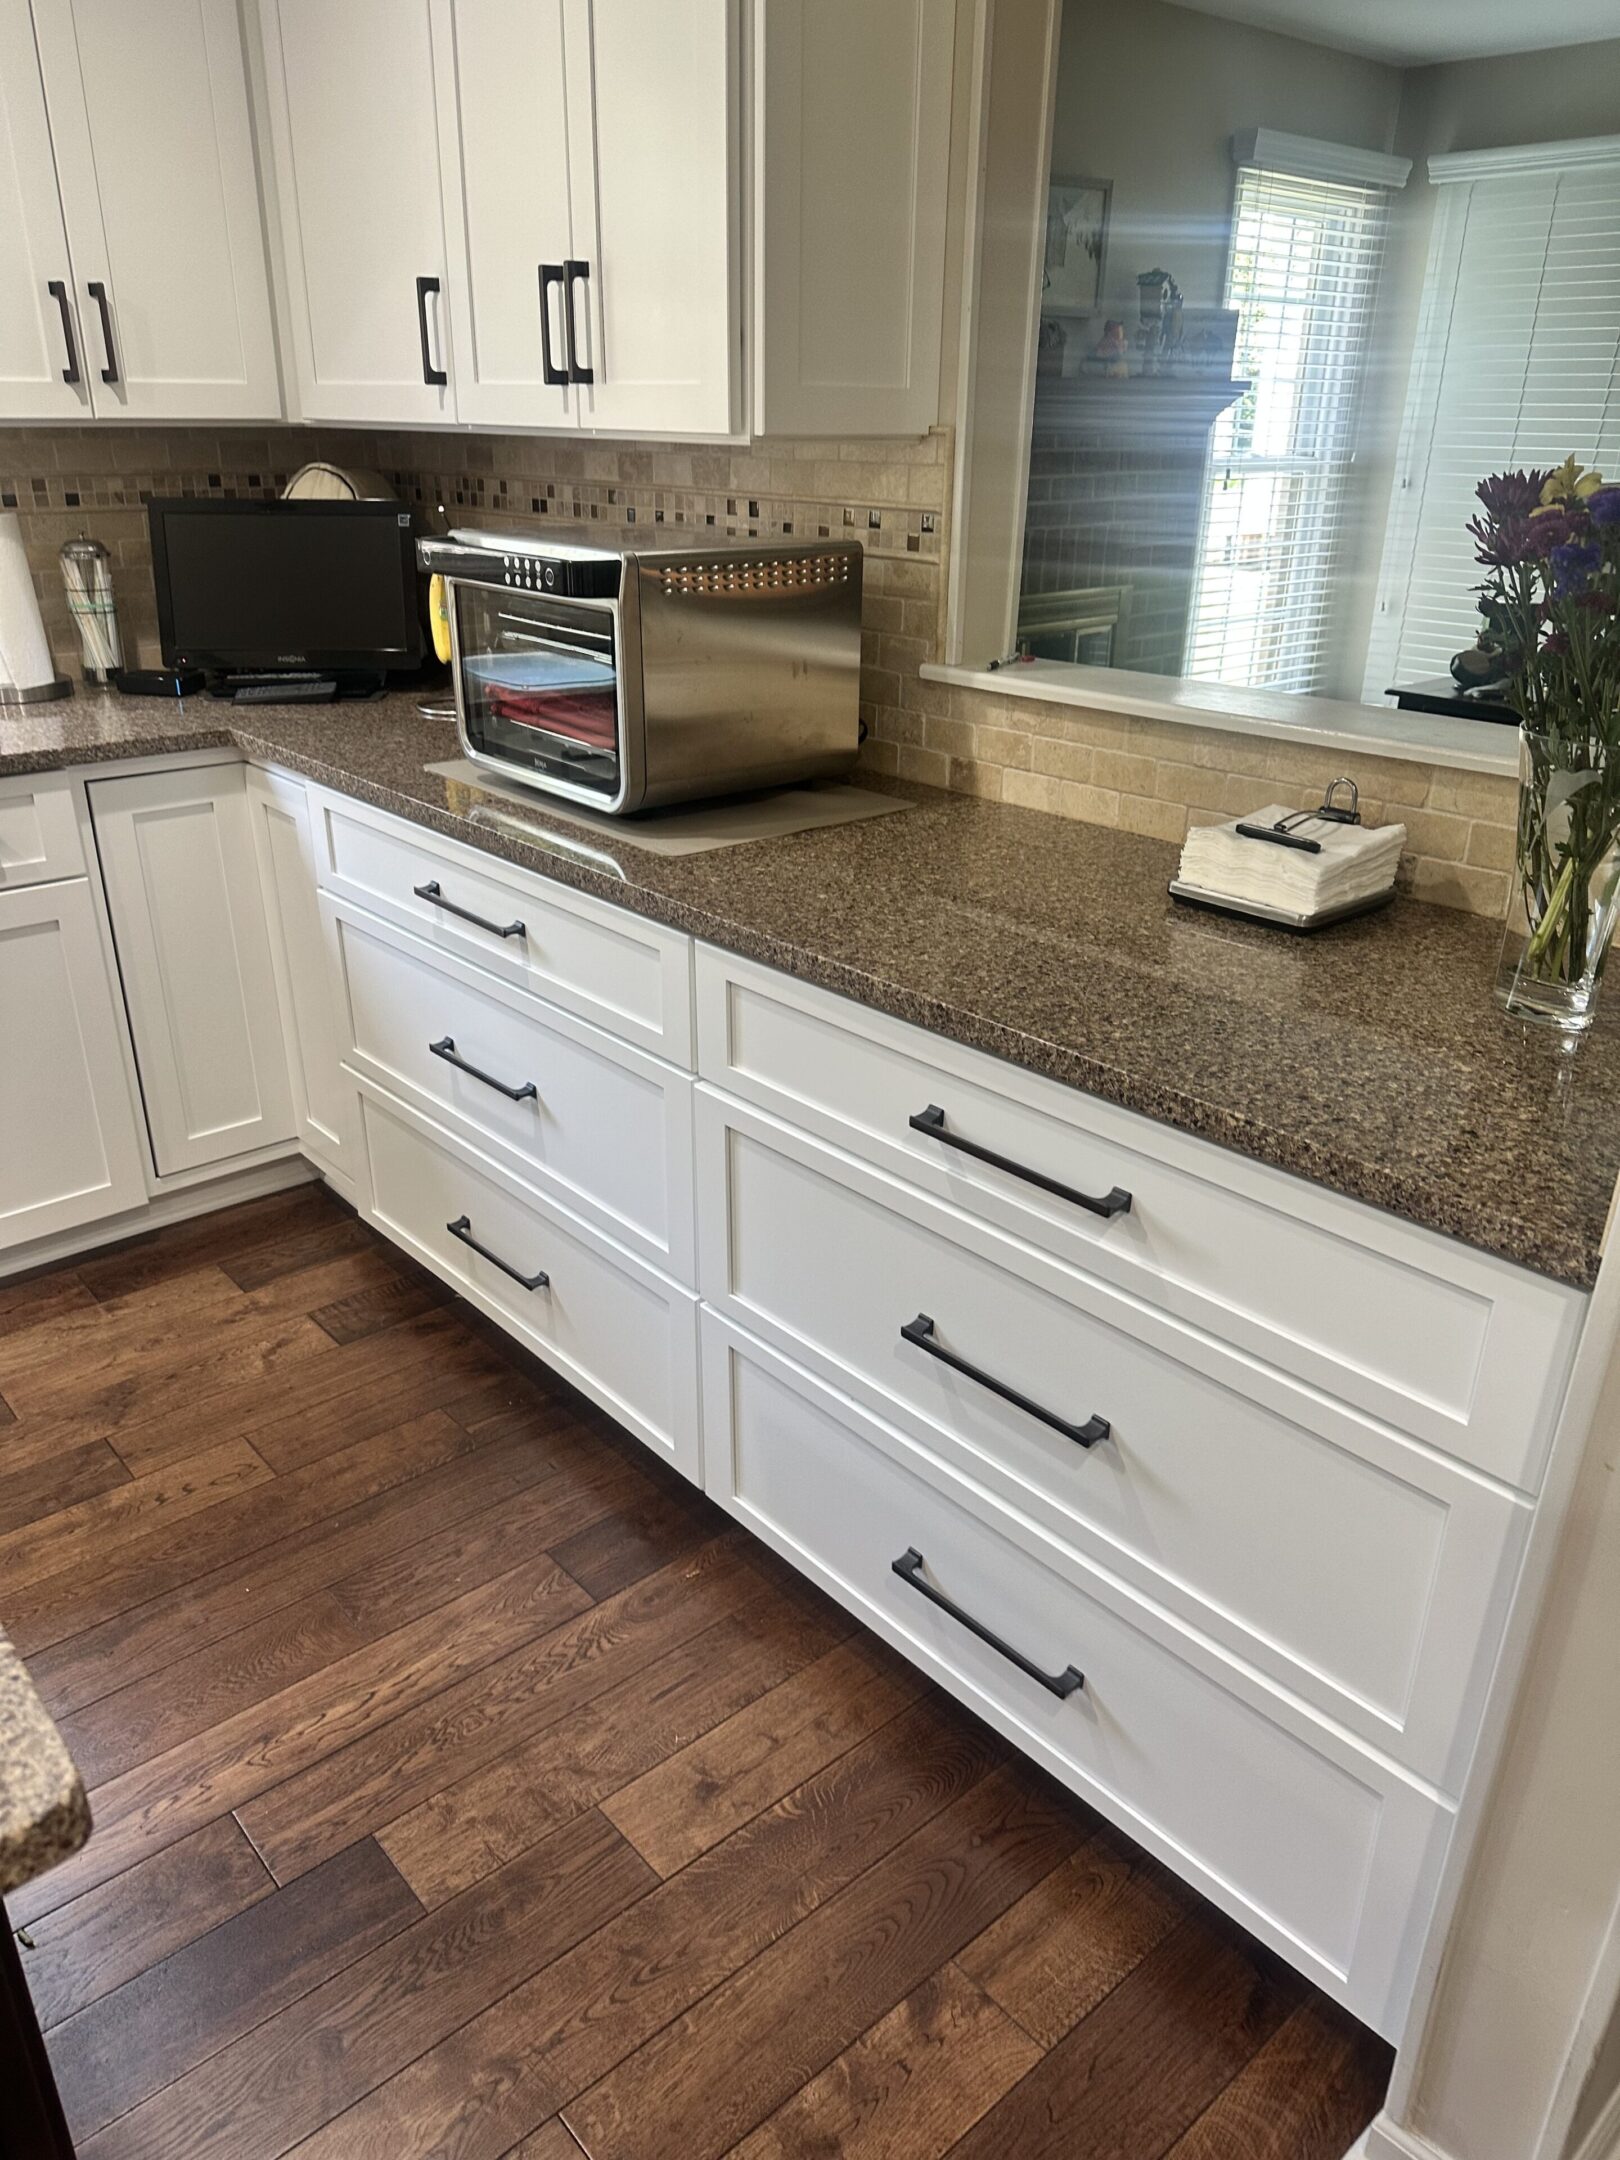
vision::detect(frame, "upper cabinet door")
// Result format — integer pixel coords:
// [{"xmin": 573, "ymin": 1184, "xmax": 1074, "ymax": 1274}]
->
[
  {"xmin": 755, "ymin": 0, "xmax": 954, "ymax": 437},
  {"xmin": 30, "ymin": 0, "xmax": 282, "ymax": 421},
  {"xmin": 259, "ymin": 0, "xmax": 454, "ymax": 424},
  {"xmin": 564, "ymin": 0, "xmax": 739, "ymax": 437},
  {"xmin": 433, "ymin": 0, "xmax": 576, "ymax": 430},
  {"xmin": 0, "ymin": 0, "xmax": 89, "ymax": 420}
]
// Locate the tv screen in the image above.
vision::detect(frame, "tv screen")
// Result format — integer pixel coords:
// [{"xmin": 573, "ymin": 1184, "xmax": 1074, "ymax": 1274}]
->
[{"xmin": 149, "ymin": 500, "xmax": 422, "ymax": 673}]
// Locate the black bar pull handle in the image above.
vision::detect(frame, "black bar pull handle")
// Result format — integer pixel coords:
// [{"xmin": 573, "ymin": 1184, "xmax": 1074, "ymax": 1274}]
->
[
  {"xmin": 563, "ymin": 258, "xmax": 594, "ymax": 384},
  {"xmin": 538, "ymin": 264, "xmax": 568, "ymax": 387},
  {"xmin": 430, "ymin": 1035, "xmax": 537, "ymax": 1103},
  {"xmin": 909, "ymin": 1104, "xmax": 1131, "ymax": 1221},
  {"xmin": 901, "ymin": 1313, "xmax": 1109, "ymax": 1449},
  {"xmin": 86, "ymin": 280, "xmax": 117, "ymax": 383},
  {"xmin": 446, "ymin": 1215, "xmax": 549, "ymax": 1291},
  {"xmin": 48, "ymin": 280, "xmax": 80, "ymax": 385},
  {"xmin": 412, "ymin": 880, "xmax": 526, "ymax": 942},
  {"xmin": 416, "ymin": 274, "xmax": 448, "ymax": 386},
  {"xmin": 892, "ymin": 1547, "xmax": 1084, "ymax": 1698}
]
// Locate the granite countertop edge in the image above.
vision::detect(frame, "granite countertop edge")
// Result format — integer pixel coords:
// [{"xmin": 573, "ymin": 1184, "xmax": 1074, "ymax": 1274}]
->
[
  {"xmin": 5, "ymin": 702, "xmax": 1610, "ymax": 1292},
  {"xmin": 0, "ymin": 1632, "xmax": 90, "ymax": 1901}
]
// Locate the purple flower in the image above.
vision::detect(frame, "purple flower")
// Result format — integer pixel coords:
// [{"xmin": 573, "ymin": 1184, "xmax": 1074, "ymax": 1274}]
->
[
  {"xmin": 1587, "ymin": 486, "xmax": 1620, "ymax": 529},
  {"xmin": 1477, "ymin": 469, "xmax": 1553, "ymax": 521},
  {"xmin": 1551, "ymin": 541, "xmax": 1603, "ymax": 596},
  {"xmin": 1469, "ymin": 513, "xmax": 1541, "ymax": 566},
  {"xmin": 1532, "ymin": 510, "xmax": 1578, "ymax": 552}
]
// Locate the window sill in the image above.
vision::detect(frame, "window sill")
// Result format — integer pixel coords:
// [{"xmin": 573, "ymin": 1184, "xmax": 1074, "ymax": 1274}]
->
[{"xmin": 920, "ymin": 661, "xmax": 1521, "ymax": 778}]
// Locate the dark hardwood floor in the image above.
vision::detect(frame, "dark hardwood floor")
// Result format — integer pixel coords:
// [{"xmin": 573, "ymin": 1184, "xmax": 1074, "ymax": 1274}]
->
[{"xmin": 1, "ymin": 1185, "xmax": 1391, "ymax": 2158}]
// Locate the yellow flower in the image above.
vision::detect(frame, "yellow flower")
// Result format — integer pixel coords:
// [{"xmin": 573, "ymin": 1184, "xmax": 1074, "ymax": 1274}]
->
[{"xmin": 1540, "ymin": 455, "xmax": 1604, "ymax": 506}]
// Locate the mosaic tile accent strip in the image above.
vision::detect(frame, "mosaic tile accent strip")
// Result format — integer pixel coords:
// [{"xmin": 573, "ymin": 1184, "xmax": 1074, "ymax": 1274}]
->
[{"xmin": 0, "ymin": 421, "xmax": 1515, "ymax": 913}]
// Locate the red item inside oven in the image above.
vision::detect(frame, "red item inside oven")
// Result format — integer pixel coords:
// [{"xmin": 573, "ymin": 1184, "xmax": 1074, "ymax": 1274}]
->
[{"xmin": 486, "ymin": 683, "xmax": 618, "ymax": 752}]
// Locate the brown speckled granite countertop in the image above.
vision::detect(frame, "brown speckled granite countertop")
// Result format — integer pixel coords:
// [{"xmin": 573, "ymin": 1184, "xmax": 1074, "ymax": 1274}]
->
[
  {"xmin": 7, "ymin": 688, "xmax": 1619, "ymax": 1289},
  {"xmin": 0, "ymin": 1628, "xmax": 88, "ymax": 1899}
]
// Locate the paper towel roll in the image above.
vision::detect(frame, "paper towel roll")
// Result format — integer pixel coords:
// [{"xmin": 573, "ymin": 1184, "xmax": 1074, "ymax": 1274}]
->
[{"xmin": 0, "ymin": 512, "xmax": 57, "ymax": 693}]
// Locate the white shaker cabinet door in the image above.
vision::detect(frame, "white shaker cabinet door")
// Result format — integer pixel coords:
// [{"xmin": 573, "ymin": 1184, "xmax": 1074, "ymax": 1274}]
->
[
  {"xmin": 30, "ymin": 0, "xmax": 281, "ymax": 421},
  {"xmin": 0, "ymin": 878, "xmax": 146, "ymax": 1252},
  {"xmin": 0, "ymin": 0, "xmax": 89, "ymax": 420},
  {"xmin": 89, "ymin": 765, "xmax": 297, "ymax": 1178},
  {"xmin": 564, "ymin": 0, "xmax": 740, "ymax": 437},
  {"xmin": 258, "ymin": 0, "xmax": 454, "ymax": 422},
  {"xmin": 247, "ymin": 770, "xmax": 358, "ymax": 1196},
  {"xmin": 754, "ymin": 0, "xmax": 954, "ymax": 436},
  {"xmin": 432, "ymin": 0, "xmax": 577, "ymax": 429}
]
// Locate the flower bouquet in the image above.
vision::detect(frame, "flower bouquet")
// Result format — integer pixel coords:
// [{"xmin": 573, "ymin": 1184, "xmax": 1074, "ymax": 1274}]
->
[{"xmin": 1468, "ymin": 457, "xmax": 1620, "ymax": 1030}]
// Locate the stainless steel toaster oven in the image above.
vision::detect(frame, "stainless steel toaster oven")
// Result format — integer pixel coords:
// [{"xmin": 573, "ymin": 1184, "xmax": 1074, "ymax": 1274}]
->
[{"xmin": 417, "ymin": 526, "xmax": 863, "ymax": 813}]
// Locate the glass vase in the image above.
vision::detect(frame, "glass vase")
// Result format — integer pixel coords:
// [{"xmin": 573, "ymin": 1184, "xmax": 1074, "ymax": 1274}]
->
[{"xmin": 1496, "ymin": 728, "xmax": 1620, "ymax": 1032}]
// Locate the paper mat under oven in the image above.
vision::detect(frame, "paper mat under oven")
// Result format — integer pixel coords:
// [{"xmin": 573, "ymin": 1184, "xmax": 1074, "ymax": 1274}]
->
[{"xmin": 423, "ymin": 757, "xmax": 914, "ymax": 857}]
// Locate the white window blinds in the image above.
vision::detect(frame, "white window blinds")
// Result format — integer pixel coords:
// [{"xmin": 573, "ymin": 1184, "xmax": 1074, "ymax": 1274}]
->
[
  {"xmin": 1184, "ymin": 159, "xmax": 1393, "ymax": 694},
  {"xmin": 1365, "ymin": 144, "xmax": 1620, "ymax": 698}
]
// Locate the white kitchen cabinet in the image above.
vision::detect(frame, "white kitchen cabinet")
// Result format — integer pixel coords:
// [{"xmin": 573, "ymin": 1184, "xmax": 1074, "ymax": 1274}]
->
[
  {"xmin": 26, "ymin": 0, "xmax": 281, "ymax": 421},
  {"xmin": 247, "ymin": 769, "xmax": 358, "ymax": 1197},
  {"xmin": 429, "ymin": 0, "xmax": 576, "ymax": 430},
  {"xmin": 89, "ymin": 763, "xmax": 297, "ymax": 1178},
  {"xmin": 0, "ymin": 0, "xmax": 87, "ymax": 420},
  {"xmin": 430, "ymin": 0, "xmax": 737, "ymax": 436},
  {"xmin": 563, "ymin": 0, "xmax": 739, "ymax": 436},
  {"xmin": 260, "ymin": 0, "xmax": 949, "ymax": 436},
  {"xmin": 257, "ymin": 0, "xmax": 454, "ymax": 423},
  {"xmin": 754, "ymin": 0, "xmax": 955, "ymax": 436},
  {"xmin": 0, "ymin": 876, "xmax": 146, "ymax": 1249}
]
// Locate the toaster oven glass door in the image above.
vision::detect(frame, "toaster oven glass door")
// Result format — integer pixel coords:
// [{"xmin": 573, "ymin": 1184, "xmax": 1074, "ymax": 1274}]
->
[{"xmin": 452, "ymin": 583, "xmax": 620, "ymax": 798}]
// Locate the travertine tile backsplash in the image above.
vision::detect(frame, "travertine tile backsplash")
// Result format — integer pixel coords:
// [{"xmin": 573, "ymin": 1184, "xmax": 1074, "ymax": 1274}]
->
[{"xmin": 1, "ymin": 421, "xmax": 1516, "ymax": 914}]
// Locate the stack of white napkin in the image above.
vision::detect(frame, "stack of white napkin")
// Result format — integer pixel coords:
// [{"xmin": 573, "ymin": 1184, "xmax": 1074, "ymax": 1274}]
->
[{"xmin": 1178, "ymin": 804, "xmax": 1405, "ymax": 917}]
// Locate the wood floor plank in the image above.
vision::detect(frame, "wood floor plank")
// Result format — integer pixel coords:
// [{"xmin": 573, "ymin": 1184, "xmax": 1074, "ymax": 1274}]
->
[
  {"xmin": 1160, "ymin": 1996, "xmax": 1391, "ymax": 2160},
  {"xmin": 110, "ymin": 1304, "xmax": 526, "ymax": 1479},
  {"xmin": 6, "ymin": 1307, "xmax": 337, "ymax": 1461},
  {"xmin": 219, "ymin": 1212, "xmax": 377, "ymax": 1292},
  {"xmin": 0, "ymin": 1438, "xmax": 274, "ymax": 1598},
  {"xmin": 601, "ymin": 1635, "xmax": 923, "ymax": 1879},
  {"xmin": 0, "ymin": 1268, "xmax": 97, "ymax": 1341},
  {"xmin": 310, "ymin": 1269, "xmax": 454, "ymax": 1345},
  {"xmin": 57, "ymin": 1590, "xmax": 372, "ymax": 1790},
  {"xmin": 725, "ymin": 1963, "xmax": 1042, "ymax": 2160},
  {"xmin": 0, "ymin": 1264, "xmax": 247, "ymax": 1389},
  {"xmin": 0, "ymin": 1435, "xmax": 130, "ymax": 1536},
  {"xmin": 235, "ymin": 1537, "xmax": 758, "ymax": 1884},
  {"xmin": 278, "ymin": 1694, "xmax": 1005, "ymax": 2160},
  {"xmin": 9, "ymin": 1548, "xmax": 592, "ymax": 1926},
  {"xmin": 564, "ymin": 1760, "xmax": 1083, "ymax": 2160},
  {"xmin": 545, "ymin": 1480, "xmax": 723, "ymax": 1601},
  {"xmin": 954, "ymin": 1822, "xmax": 1193, "ymax": 2048},
  {"xmin": 18, "ymin": 1818, "xmax": 272, "ymax": 2032},
  {"xmin": 7, "ymin": 1403, "xmax": 489, "ymax": 1657},
  {"xmin": 377, "ymin": 1590, "xmax": 850, "ymax": 1910},
  {"xmin": 78, "ymin": 1810, "xmax": 654, "ymax": 2160},
  {"xmin": 26, "ymin": 1410, "xmax": 597, "ymax": 1718},
  {"xmin": 47, "ymin": 1839, "xmax": 424, "ymax": 2144},
  {"xmin": 500, "ymin": 2128, "xmax": 586, "ymax": 2160},
  {"xmin": 944, "ymin": 1913, "xmax": 1304, "ymax": 2160},
  {"xmin": 73, "ymin": 1187, "xmax": 344, "ymax": 1303}
]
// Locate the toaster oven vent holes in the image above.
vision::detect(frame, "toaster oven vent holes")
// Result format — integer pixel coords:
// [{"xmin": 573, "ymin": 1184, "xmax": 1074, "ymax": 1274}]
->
[{"xmin": 654, "ymin": 553, "xmax": 854, "ymax": 600}]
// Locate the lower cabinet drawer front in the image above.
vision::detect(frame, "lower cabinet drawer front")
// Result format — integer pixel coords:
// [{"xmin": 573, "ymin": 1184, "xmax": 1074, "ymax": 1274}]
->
[
  {"xmin": 700, "ymin": 1094, "xmax": 1527, "ymax": 1788},
  {"xmin": 360, "ymin": 1087, "xmax": 700, "ymax": 1480},
  {"xmin": 311, "ymin": 789, "xmax": 692, "ymax": 1063},
  {"xmin": 0, "ymin": 773, "xmax": 84, "ymax": 887},
  {"xmin": 696, "ymin": 946, "xmax": 1582, "ymax": 1491},
  {"xmin": 331, "ymin": 900, "xmax": 694, "ymax": 1281},
  {"xmin": 702, "ymin": 1314, "xmax": 1448, "ymax": 2038}
]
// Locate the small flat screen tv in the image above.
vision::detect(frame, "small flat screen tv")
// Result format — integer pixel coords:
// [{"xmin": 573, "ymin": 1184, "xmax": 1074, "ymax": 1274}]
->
[{"xmin": 148, "ymin": 499, "xmax": 422, "ymax": 675}]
